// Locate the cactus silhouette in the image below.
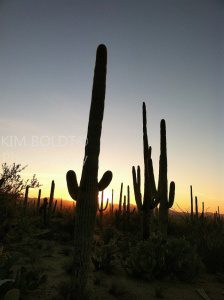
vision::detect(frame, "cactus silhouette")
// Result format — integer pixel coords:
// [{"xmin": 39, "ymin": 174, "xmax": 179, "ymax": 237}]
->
[
  {"xmin": 110, "ymin": 189, "xmax": 114, "ymax": 214},
  {"xmin": 133, "ymin": 104, "xmax": 175, "ymax": 238},
  {"xmin": 0, "ymin": 178, "xmax": 4, "ymax": 188},
  {"xmin": 118, "ymin": 182, "xmax": 123, "ymax": 214},
  {"xmin": 132, "ymin": 102, "xmax": 160, "ymax": 239},
  {"xmin": 158, "ymin": 119, "xmax": 175, "ymax": 236},
  {"xmin": 190, "ymin": 185, "xmax": 194, "ymax": 220},
  {"xmin": 23, "ymin": 186, "xmax": 29, "ymax": 210},
  {"xmin": 98, "ymin": 191, "xmax": 109, "ymax": 227},
  {"xmin": 37, "ymin": 189, "xmax": 41, "ymax": 212},
  {"xmin": 66, "ymin": 44, "xmax": 112, "ymax": 299},
  {"xmin": 48, "ymin": 180, "xmax": 55, "ymax": 211},
  {"xmin": 195, "ymin": 196, "xmax": 198, "ymax": 220}
]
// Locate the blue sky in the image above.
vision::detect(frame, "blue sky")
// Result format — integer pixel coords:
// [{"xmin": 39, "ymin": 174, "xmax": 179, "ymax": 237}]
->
[{"xmin": 0, "ymin": 0, "xmax": 223, "ymax": 211}]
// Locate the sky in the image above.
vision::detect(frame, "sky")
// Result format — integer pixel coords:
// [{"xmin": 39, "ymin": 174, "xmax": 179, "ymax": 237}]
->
[{"xmin": 0, "ymin": 0, "xmax": 223, "ymax": 213}]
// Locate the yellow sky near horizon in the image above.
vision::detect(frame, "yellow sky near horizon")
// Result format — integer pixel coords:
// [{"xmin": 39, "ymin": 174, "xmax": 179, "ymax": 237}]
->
[{"xmin": 26, "ymin": 169, "xmax": 223, "ymax": 214}]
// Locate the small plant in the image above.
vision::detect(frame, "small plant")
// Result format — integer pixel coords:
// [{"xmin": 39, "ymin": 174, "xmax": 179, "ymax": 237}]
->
[
  {"xmin": 165, "ymin": 237, "xmax": 201, "ymax": 281},
  {"xmin": 123, "ymin": 234, "xmax": 201, "ymax": 282},
  {"xmin": 15, "ymin": 266, "xmax": 47, "ymax": 293},
  {"xmin": 123, "ymin": 234, "xmax": 166, "ymax": 280},
  {"xmin": 91, "ymin": 240, "xmax": 118, "ymax": 273}
]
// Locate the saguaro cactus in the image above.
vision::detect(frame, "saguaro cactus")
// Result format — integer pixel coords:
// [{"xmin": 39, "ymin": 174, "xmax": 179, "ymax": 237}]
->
[
  {"xmin": 110, "ymin": 189, "xmax": 114, "ymax": 214},
  {"xmin": 201, "ymin": 201, "xmax": 204, "ymax": 218},
  {"xmin": 158, "ymin": 119, "xmax": 175, "ymax": 236},
  {"xmin": 195, "ymin": 196, "xmax": 198, "ymax": 220},
  {"xmin": 48, "ymin": 180, "xmax": 55, "ymax": 211},
  {"xmin": 23, "ymin": 186, "xmax": 29, "ymax": 210},
  {"xmin": 132, "ymin": 103, "xmax": 160, "ymax": 239},
  {"xmin": 190, "ymin": 185, "xmax": 194, "ymax": 220},
  {"xmin": 66, "ymin": 45, "xmax": 112, "ymax": 299},
  {"xmin": 37, "ymin": 189, "xmax": 41, "ymax": 213}
]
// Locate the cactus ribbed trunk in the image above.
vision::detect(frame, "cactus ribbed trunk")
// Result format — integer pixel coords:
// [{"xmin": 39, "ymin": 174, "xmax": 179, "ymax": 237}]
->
[{"xmin": 69, "ymin": 45, "xmax": 112, "ymax": 299}]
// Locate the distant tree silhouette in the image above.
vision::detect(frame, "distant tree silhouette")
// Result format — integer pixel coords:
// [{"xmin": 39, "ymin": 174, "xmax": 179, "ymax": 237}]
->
[{"xmin": 0, "ymin": 163, "xmax": 41, "ymax": 199}]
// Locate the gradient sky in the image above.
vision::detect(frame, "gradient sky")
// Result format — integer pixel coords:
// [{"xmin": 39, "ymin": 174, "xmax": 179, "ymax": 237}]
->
[{"xmin": 0, "ymin": 0, "xmax": 223, "ymax": 212}]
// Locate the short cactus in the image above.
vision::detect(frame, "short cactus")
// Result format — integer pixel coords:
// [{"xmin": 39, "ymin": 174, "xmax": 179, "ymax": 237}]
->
[
  {"xmin": 48, "ymin": 180, "xmax": 55, "ymax": 211},
  {"xmin": 37, "ymin": 189, "xmax": 41, "ymax": 212}
]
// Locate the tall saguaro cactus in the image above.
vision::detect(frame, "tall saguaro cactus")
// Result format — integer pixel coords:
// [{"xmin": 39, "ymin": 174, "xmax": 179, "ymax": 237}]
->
[
  {"xmin": 66, "ymin": 45, "xmax": 112, "ymax": 299},
  {"xmin": 158, "ymin": 119, "xmax": 175, "ymax": 236},
  {"xmin": 132, "ymin": 102, "xmax": 159, "ymax": 239}
]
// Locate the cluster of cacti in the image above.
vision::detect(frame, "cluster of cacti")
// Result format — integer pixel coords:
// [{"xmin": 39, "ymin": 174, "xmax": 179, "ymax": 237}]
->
[
  {"xmin": 66, "ymin": 44, "xmax": 112, "ymax": 299},
  {"xmin": 132, "ymin": 103, "xmax": 175, "ymax": 238},
  {"xmin": 36, "ymin": 180, "xmax": 58, "ymax": 225},
  {"xmin": 113, "ymin": 183, "xmax": 135, "ymax": 230},
  {"xmin": 190, "ymin": 185, "xmax": 205, "ymax": 220}
]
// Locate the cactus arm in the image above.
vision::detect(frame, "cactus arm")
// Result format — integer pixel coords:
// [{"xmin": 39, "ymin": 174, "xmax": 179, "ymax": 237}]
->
[
  {"xmin": 98, "ymin": 191, "xmax": 108, "ymax": 212},
  {"xmin": 98, "ymin": 170, "xmax": 112, "ymax": 191},
  {"xmin": 104, "ymin": 198, "xmax": 109, "ymax": 211},
  {"xmin": 167, "ymin": 181, "xmax": 175, "ymax": 208},
  {"xmin": 66, "ymin": 170, "xmax": 79, "ymax": 201},
  {"xmin": 132, "ymin": 166, "xmax": 143, "ymax": 210}
]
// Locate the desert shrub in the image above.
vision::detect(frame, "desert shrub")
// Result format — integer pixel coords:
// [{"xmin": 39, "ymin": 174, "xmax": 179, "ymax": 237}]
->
[
  {"xmin": 197, "ymin": 230, "xmax": 224, "ymax": 273},
  {"xmin": 123, "ymin": 234, "xmax": 201, "ymax": 281},
  {"xmin": 108, "ymin": 279, "xmax": 128, "ymax": 296},
  {"xmin": 123, "ymin": 234, "xmax": 166, "ymax": 280},
  {"xmin": 165, "ymin": 237, "xmax": 201, "ymax": 281},
  {"xmin": 15, "ymin": 266, "xmax": 47, "ymax": 293},
  {"xmin": 0, "ymin": 247, "xmax": 16, "ymax": 279},
  {"xmin": 91, "ymin": 240, "xmax": 118, "ymax": 273},
  {"xmin": 101, "ymin": 226, "xmax": 116, "ymax": 244}
]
